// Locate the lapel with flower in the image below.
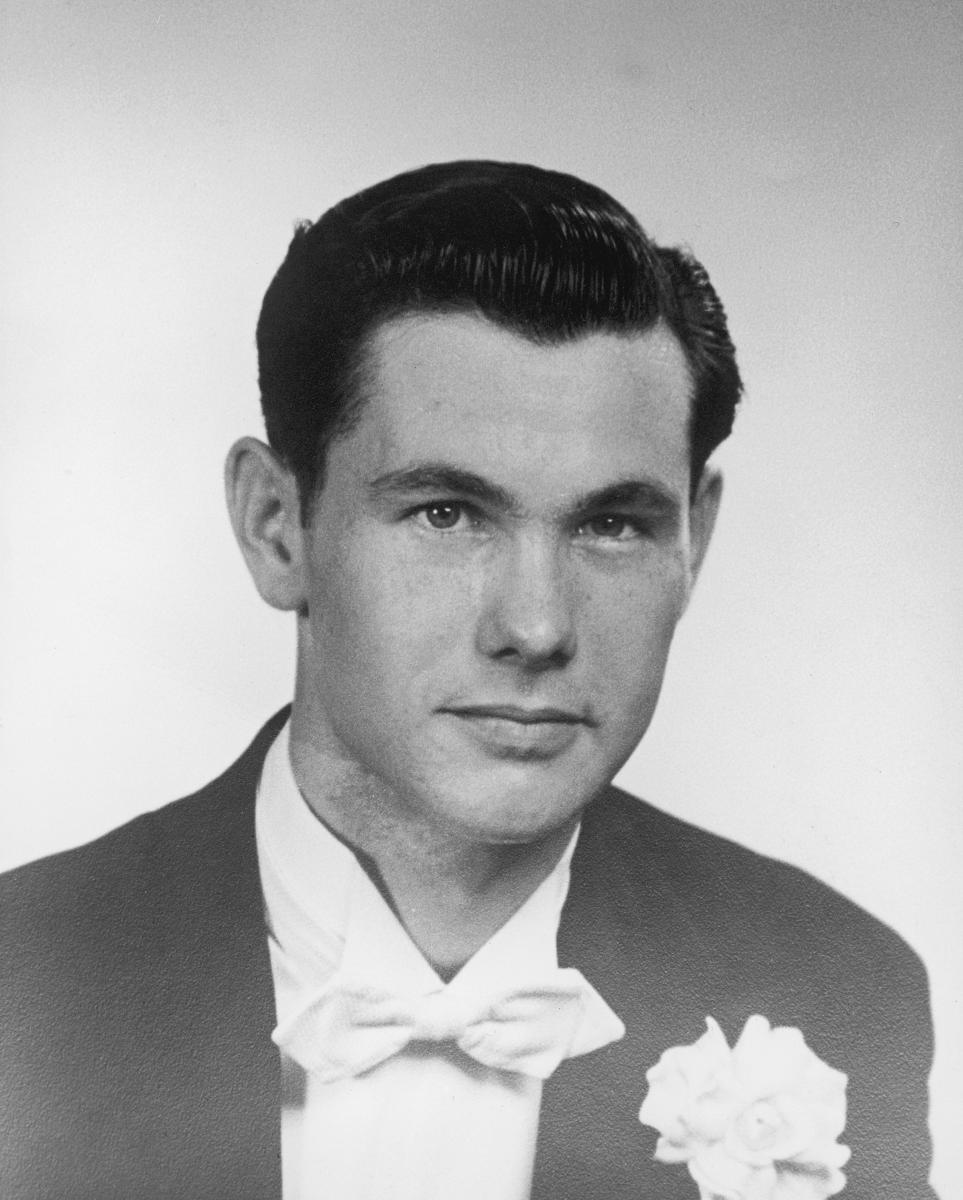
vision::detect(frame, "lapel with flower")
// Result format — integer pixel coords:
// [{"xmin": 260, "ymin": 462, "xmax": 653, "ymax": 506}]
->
[{"xmin": 529, "ymin": 782, "xmax": 936, "ymax": 1200}]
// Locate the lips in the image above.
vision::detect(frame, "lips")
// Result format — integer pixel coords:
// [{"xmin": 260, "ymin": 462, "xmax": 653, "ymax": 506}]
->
[
  {"xmin": 440, "ymin": 703, "xmax": 592, "ymax": 759},
  {"xmin": 446, "ymin": 704, "xmax": 588, "ymax": 725}
]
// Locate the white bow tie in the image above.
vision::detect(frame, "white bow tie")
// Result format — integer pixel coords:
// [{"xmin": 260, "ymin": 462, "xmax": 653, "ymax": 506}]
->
[{"xmin": 273, "ymin": 967, "xmax": 621, "ymax": 1082}]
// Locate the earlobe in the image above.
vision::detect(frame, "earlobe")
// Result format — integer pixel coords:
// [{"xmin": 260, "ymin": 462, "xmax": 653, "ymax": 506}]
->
[
  {"xmin": 685, "ymin": 467, "xmax": 723, "ymax": 603},
  {"xmin": 224, "ymin": 437, "xmax": 308, "ymax": 612}
]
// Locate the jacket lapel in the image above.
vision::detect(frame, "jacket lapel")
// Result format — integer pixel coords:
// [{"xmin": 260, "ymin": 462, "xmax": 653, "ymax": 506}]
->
[
  {"xmin": 144, "ymin": 711, "xmax": 286, "ymax": 1199},
  {"xmin": 530, "ymin": 788, "xmax": 709, "ymax": 1200}
]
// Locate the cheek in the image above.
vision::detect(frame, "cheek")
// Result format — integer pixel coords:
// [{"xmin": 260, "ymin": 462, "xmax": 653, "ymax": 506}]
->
[
  {"xmin": 308, "ymin": 543, "xmax": 472, "ymax": 686},
  {"xmin": 585, "ymin": 577, "xmax": 687, "ymax": 707}
]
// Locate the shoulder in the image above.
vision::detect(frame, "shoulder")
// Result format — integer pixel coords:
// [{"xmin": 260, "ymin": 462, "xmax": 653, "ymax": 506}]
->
[
  {"xmin": 572, "ymin": 783, "xmax": 933, "ymax": 1084},
  {"xmin": 0, "ymin": 708, "xmax": 287, "ymax": 970},
  {"xmin": 581, "ymin": 782, "xmax": 926, "ymax": 983},
  {"xmin": 0, "ymin": 714, "xmax": 287, "ymax": 1197}
]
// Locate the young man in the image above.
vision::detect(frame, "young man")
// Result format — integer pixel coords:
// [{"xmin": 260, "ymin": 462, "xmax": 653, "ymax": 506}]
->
[{"xmin": 0, "ymin": 162, "xmax": 936, "ymax": 1199}]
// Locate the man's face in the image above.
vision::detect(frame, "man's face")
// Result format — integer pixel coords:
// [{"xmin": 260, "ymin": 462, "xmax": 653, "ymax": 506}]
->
[{"xmin": 292, "ymin": 312, "xmax": 714, "ymax": 845}]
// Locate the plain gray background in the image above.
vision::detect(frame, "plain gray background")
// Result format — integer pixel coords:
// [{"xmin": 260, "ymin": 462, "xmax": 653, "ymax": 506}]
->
[{"xmin": 2, "ymin": 1, "xmax": 960, "ymax": 1192}]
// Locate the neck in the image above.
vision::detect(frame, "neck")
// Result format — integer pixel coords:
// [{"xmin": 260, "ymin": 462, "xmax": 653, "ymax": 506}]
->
[{"xmin": 287, "ymin": 729, "xmax": 577, "ymax": 976}]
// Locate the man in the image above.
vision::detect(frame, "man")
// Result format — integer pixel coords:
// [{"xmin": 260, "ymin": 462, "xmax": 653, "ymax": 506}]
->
[{"xmin": 0, "ymin": 161, "xmax": 936, "ymax": 1199}]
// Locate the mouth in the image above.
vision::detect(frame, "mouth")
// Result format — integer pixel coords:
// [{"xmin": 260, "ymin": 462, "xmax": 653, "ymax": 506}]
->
[
  {"xmin": 439, "ymin": 703, "xmax": 593, "ymax": 759},
  {"xmin": 445, "ymin": 704, "xmax": 588, "ymax": 725}
]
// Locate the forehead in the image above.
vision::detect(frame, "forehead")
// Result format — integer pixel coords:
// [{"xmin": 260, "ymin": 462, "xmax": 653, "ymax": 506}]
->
[{"xmin": 344, "ymin": 312, "xmax": 694, "ymax": 500}]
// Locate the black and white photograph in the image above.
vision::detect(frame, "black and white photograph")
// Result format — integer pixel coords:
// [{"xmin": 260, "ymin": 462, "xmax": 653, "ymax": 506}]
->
[{"xmin": 1, "ymin": 2, "xmax": 960, "ymax": 1197}]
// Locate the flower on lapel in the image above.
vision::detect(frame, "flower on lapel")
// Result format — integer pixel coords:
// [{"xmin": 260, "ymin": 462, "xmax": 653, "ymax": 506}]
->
[{"xmin": 638, "ymin": 1015, "xmax": 849, "ymax": 1200}]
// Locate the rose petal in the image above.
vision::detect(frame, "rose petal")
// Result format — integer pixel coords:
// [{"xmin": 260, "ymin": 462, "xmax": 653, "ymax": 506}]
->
[
  {"xmin": 639, "ymin": 1018, "xmax": 739, "ymax": 1143},
  {"xmin": 771, "ymin": 1158, "xmax": 849, "ymax": 1200},
  {"xmin": 689, "ymin": 1143, "xmax": 762, "ymax": 1197},
  {"xmin": 652, "ymin": 1134, "xmax": 692, "ymax": 1164}
]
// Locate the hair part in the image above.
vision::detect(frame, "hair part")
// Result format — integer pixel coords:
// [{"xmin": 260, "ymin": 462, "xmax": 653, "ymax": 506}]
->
[{"xmin": 255, "ymin": 160, "xmax": 742, "ymax": 520}]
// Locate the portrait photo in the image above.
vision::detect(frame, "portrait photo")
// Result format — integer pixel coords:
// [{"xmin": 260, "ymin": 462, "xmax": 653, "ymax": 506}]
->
[{"xmin": 2, "ymin": 2, "xmax": 960, "ymax": 1197}]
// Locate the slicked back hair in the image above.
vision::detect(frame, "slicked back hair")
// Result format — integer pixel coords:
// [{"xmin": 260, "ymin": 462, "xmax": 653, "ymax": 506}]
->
[{"xmin": 256, "ymin": 160, "xmax": 742, "ymax": 518}]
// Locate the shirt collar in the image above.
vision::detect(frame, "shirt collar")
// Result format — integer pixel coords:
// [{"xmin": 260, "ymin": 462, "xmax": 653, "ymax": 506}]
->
[{"xmin": 256, "ymin": 720, "xmax": 355, "ymax": 958}]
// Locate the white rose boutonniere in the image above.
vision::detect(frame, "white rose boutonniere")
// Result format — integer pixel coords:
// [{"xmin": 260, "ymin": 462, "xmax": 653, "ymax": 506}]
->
[{"xmin": 638, "ymin": 1015, "xmax": 850, "ymax": 1200}]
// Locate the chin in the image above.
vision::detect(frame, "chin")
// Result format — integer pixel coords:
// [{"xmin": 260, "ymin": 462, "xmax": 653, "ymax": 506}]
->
[{"xmin": 432, "ymin": 769, "xmax": 600, "ymax": 846}]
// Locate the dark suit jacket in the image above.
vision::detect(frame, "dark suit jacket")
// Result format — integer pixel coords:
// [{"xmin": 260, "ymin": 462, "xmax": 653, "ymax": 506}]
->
[{"xmin": 1, "ymin": 711, "xmax": 936, "ymax": 1199}]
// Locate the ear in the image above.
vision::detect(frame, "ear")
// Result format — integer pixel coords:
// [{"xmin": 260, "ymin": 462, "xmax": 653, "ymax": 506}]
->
[
  {"xmin": 684, "ymin": 466, "xmax": 723, "ymax": 605},
  {"xmin": 224, "ymin": 437, "xmax": 308, "ymax": 612}
]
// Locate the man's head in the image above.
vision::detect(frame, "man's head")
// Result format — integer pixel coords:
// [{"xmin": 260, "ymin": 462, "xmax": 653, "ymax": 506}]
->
[
  {"xmin": 227, "ymin": 161, "xmax": 741, "ymax": 847},
  {"xmin": 254, "ymin": 160, "xmax": 741, "ymax": 517}
]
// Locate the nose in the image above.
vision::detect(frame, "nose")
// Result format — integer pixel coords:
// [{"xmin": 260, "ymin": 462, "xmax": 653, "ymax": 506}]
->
[{"xmin": 475, "ymin": 532, "xmax": 577, "ymax": 668}]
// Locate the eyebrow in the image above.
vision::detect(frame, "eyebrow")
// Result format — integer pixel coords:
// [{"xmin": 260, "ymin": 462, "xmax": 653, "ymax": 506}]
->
[
  {"xmin": 367, "ymin": 463, "xmax": 682, "ymax": 524},
  {"xmin": 367, "ymin": 465, "xmax": 520, "ymax": 512},
  {"xmin": 580, "ymin": 479, "xmax": 682, "ymax": 524}
]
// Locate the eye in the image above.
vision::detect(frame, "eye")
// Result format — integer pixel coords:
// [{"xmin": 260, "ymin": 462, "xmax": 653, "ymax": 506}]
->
[
  {"xmin": 580, "ymin": 514, "xmax": 640, "ymax": 541},
  {"xmin": 415, "ymin": 501, "xmax": 470, "ymax": 531}
]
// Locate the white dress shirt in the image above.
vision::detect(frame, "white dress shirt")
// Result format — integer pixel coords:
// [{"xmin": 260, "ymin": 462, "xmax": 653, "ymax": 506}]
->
[{"xmin": 255, "ymin": 722, "xmax": 624, "ymax": 1200}]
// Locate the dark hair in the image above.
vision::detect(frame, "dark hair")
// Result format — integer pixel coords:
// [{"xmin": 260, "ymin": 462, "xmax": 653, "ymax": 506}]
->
[{"xmin": 256, "ymin": 160, "xmax": 742, "ymax": 517}]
